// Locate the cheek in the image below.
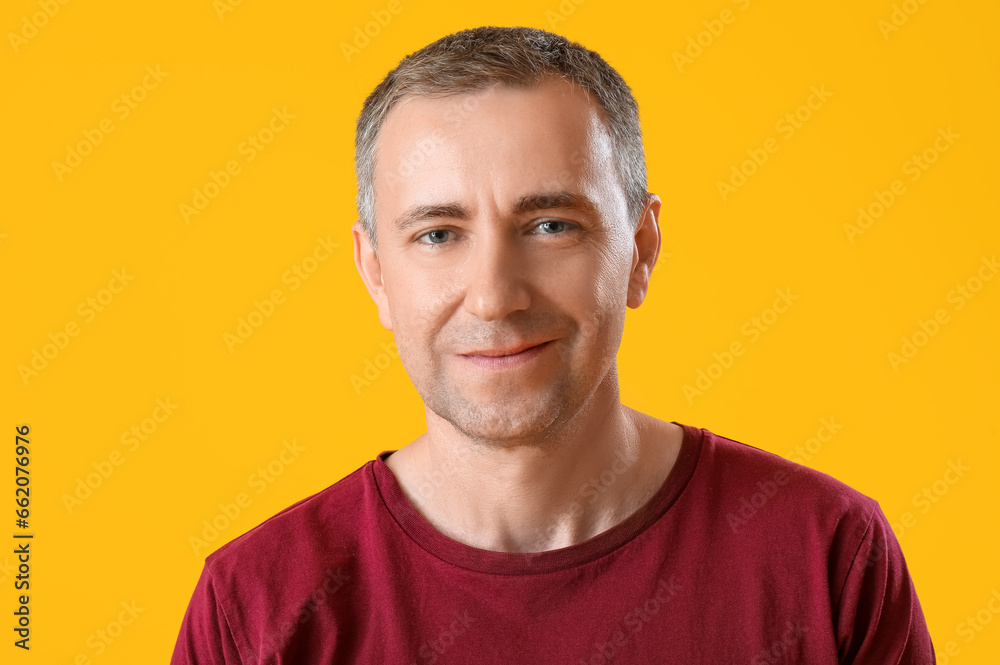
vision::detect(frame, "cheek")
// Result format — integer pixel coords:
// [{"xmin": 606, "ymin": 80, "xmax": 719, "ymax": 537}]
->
[
  {"xmin": 390, "ymin": 300, "xmax": 451, "ymax": 369},
  {"xmin": 385, "ymin": 265, "xmax": 443, "ymax": 331},
  {"xmin": 536, "ymin": 251, "xmax": 626, "ymax": 330},
  {"xmin": 587, "ymin": 253, "xmax": 632, "ymax": 311},
  {"xmin": 392, "ymin": 323, "xmax": 436, "ymax": 385}
]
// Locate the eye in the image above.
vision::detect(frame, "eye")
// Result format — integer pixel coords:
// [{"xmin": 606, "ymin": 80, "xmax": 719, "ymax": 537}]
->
[
  {"xmin": 533, "ymin": 220, "xmax": 574, "ymax": 234},
  {"xmin": 416, "ymin": 229, "xmax": 452, "ymax": 245}
]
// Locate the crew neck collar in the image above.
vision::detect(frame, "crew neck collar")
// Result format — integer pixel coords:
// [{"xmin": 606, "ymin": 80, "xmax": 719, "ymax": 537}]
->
[{"xmin": 371, "ymin": 421, "xmax": 704, "ymax": 575}]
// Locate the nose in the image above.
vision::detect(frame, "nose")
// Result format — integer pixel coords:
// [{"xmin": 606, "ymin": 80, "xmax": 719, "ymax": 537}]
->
[{"xmin": 462, "ymin": 227, "xmax": 531, "ymax": 322}]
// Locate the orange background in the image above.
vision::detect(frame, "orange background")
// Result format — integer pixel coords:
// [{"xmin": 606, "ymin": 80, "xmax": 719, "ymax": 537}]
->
[{"xmin": 1, "ymin": 0, "xmax": 998, "ymax": 661}]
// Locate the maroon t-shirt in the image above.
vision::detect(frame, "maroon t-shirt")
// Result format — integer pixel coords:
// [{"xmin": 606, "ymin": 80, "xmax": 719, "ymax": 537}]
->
[{"xmin": 171, "ymin": 422, "xmax": 935, "ymax": 664}]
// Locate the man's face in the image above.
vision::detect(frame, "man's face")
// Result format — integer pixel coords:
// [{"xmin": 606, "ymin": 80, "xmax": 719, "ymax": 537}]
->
[{"xmin": 353, "ymin": 78, "xmax": 659, "ymax": 447}]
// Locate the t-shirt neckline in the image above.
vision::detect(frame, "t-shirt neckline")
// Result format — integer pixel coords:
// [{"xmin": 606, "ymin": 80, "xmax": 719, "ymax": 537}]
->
[{"xmin": 371, "ymin": 421, "xmax": 704, "ymax": 575}]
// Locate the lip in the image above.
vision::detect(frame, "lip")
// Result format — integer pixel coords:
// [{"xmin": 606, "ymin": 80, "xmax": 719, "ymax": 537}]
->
[
  {"xmin": 460, "ymin": 341, "xmax": 550, "ymax": 357},
  {"xmin": 458, "ymin": 340, "xmax": 554, "ymax": 369}
]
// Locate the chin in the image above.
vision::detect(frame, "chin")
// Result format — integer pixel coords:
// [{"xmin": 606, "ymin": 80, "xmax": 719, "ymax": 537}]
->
[{"xmin": 445, "ymin": 398, "xmax": 571, "ymax": 446}]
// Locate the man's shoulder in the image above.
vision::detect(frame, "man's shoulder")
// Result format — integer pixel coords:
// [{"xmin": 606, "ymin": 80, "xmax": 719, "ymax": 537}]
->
[
  {"xmin": 694, "ymin": 424, "xmax": 880, "ymax": 531},
  {"xmin": 203, "ymin": 457, "xmax": 376, "ymax": 576},
  {"xmin": 183, "ymin": 459, "xmax": 380, "ymax": 655}
]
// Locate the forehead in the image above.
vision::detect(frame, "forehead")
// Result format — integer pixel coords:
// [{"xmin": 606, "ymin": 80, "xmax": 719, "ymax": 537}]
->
[{"xmin": 373, "ymin": 79, "xmax": 620, "ymax": 228}]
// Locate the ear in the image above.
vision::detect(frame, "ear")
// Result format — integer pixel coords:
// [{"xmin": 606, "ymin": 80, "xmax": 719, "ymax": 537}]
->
[
  {"xmin": 626, "ymin": 193, "xmax": 662, "ymax": 309},
  {"xmin": 352, "ymin": 220, "xmax": 393, "ymax": 330}
]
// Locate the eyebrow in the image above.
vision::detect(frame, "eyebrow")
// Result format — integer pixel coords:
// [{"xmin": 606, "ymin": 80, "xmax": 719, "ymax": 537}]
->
[{"xmin": 391, "ymin": 191, "xmax": 599, "ymax": 234}]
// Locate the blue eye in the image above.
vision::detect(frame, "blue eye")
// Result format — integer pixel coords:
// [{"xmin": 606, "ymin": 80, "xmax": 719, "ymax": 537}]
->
[
  {"xmin": 535, "ymin": 221, "xmax": 568, "ymax": 234},
  {"xmin": 418, "ymin": 229, "xmax": 451, "ymax": 244},
  {"xmin": 416, "ymin": 221, "xmax": 573, "ymax": 246}
]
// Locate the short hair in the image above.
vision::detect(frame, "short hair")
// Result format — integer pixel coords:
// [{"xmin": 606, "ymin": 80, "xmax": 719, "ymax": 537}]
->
[{"xmin": 354, "ymin": 25, "xmax": 649, "ymax": 256}]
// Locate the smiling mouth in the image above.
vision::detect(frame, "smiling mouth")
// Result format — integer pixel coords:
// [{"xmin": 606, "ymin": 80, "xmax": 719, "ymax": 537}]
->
[
  {"xmin": 459, "ymin": 340, "xmax": 554, "ymax": 368},
  {"xmin": 461, "ymin": 341, "xmax": 551, "ymax": 357}
]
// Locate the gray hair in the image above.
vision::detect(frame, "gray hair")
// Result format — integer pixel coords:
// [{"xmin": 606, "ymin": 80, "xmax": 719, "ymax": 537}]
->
[{"xmin": 354, "ymin": 25, "xmax": 648, "ymax": 256}]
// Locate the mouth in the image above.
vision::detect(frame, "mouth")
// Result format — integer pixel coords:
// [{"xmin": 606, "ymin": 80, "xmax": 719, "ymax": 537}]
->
[
  {"xmin": 458, "ymin": 340, "xmax": 554, "ymax": 369},
  {"xmin": 461, "ymin": 341, "xmax": 552, "ymax": 357}
]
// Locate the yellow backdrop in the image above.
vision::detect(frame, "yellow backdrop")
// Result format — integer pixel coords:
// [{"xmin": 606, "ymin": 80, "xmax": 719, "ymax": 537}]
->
[{"xmin": 2, "ymin": 0, "xmax": 997, "ymax": 661}]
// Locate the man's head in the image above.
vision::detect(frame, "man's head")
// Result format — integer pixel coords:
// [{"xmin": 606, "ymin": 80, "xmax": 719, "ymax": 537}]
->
[
  {"xmin": 354, "ymin": 26, "xmax": 650, "ymax": 256},
  {"xmin": 352, "ymin": 26, "xmax": 661, "ymax": 448}
]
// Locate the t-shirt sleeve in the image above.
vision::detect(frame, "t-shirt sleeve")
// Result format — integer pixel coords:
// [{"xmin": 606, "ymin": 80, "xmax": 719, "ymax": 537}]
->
[
  {"xmin": 171, "ymin": 562, "xmax": 245, "ymax": 665},
  {"xmin": 834, "ymin": 501, "xmax": 935, "ymax": 664}
]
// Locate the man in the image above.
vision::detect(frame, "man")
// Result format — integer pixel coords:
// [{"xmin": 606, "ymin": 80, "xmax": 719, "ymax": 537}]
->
[{"xmin": 172, "ymin": 26, "xmax": 934, "ymax": 663}]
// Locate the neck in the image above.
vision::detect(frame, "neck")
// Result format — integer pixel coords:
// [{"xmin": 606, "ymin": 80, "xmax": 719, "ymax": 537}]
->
[{"xmin": 385, "ymin": 380, "xmax": 681, "ymax": 553}]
